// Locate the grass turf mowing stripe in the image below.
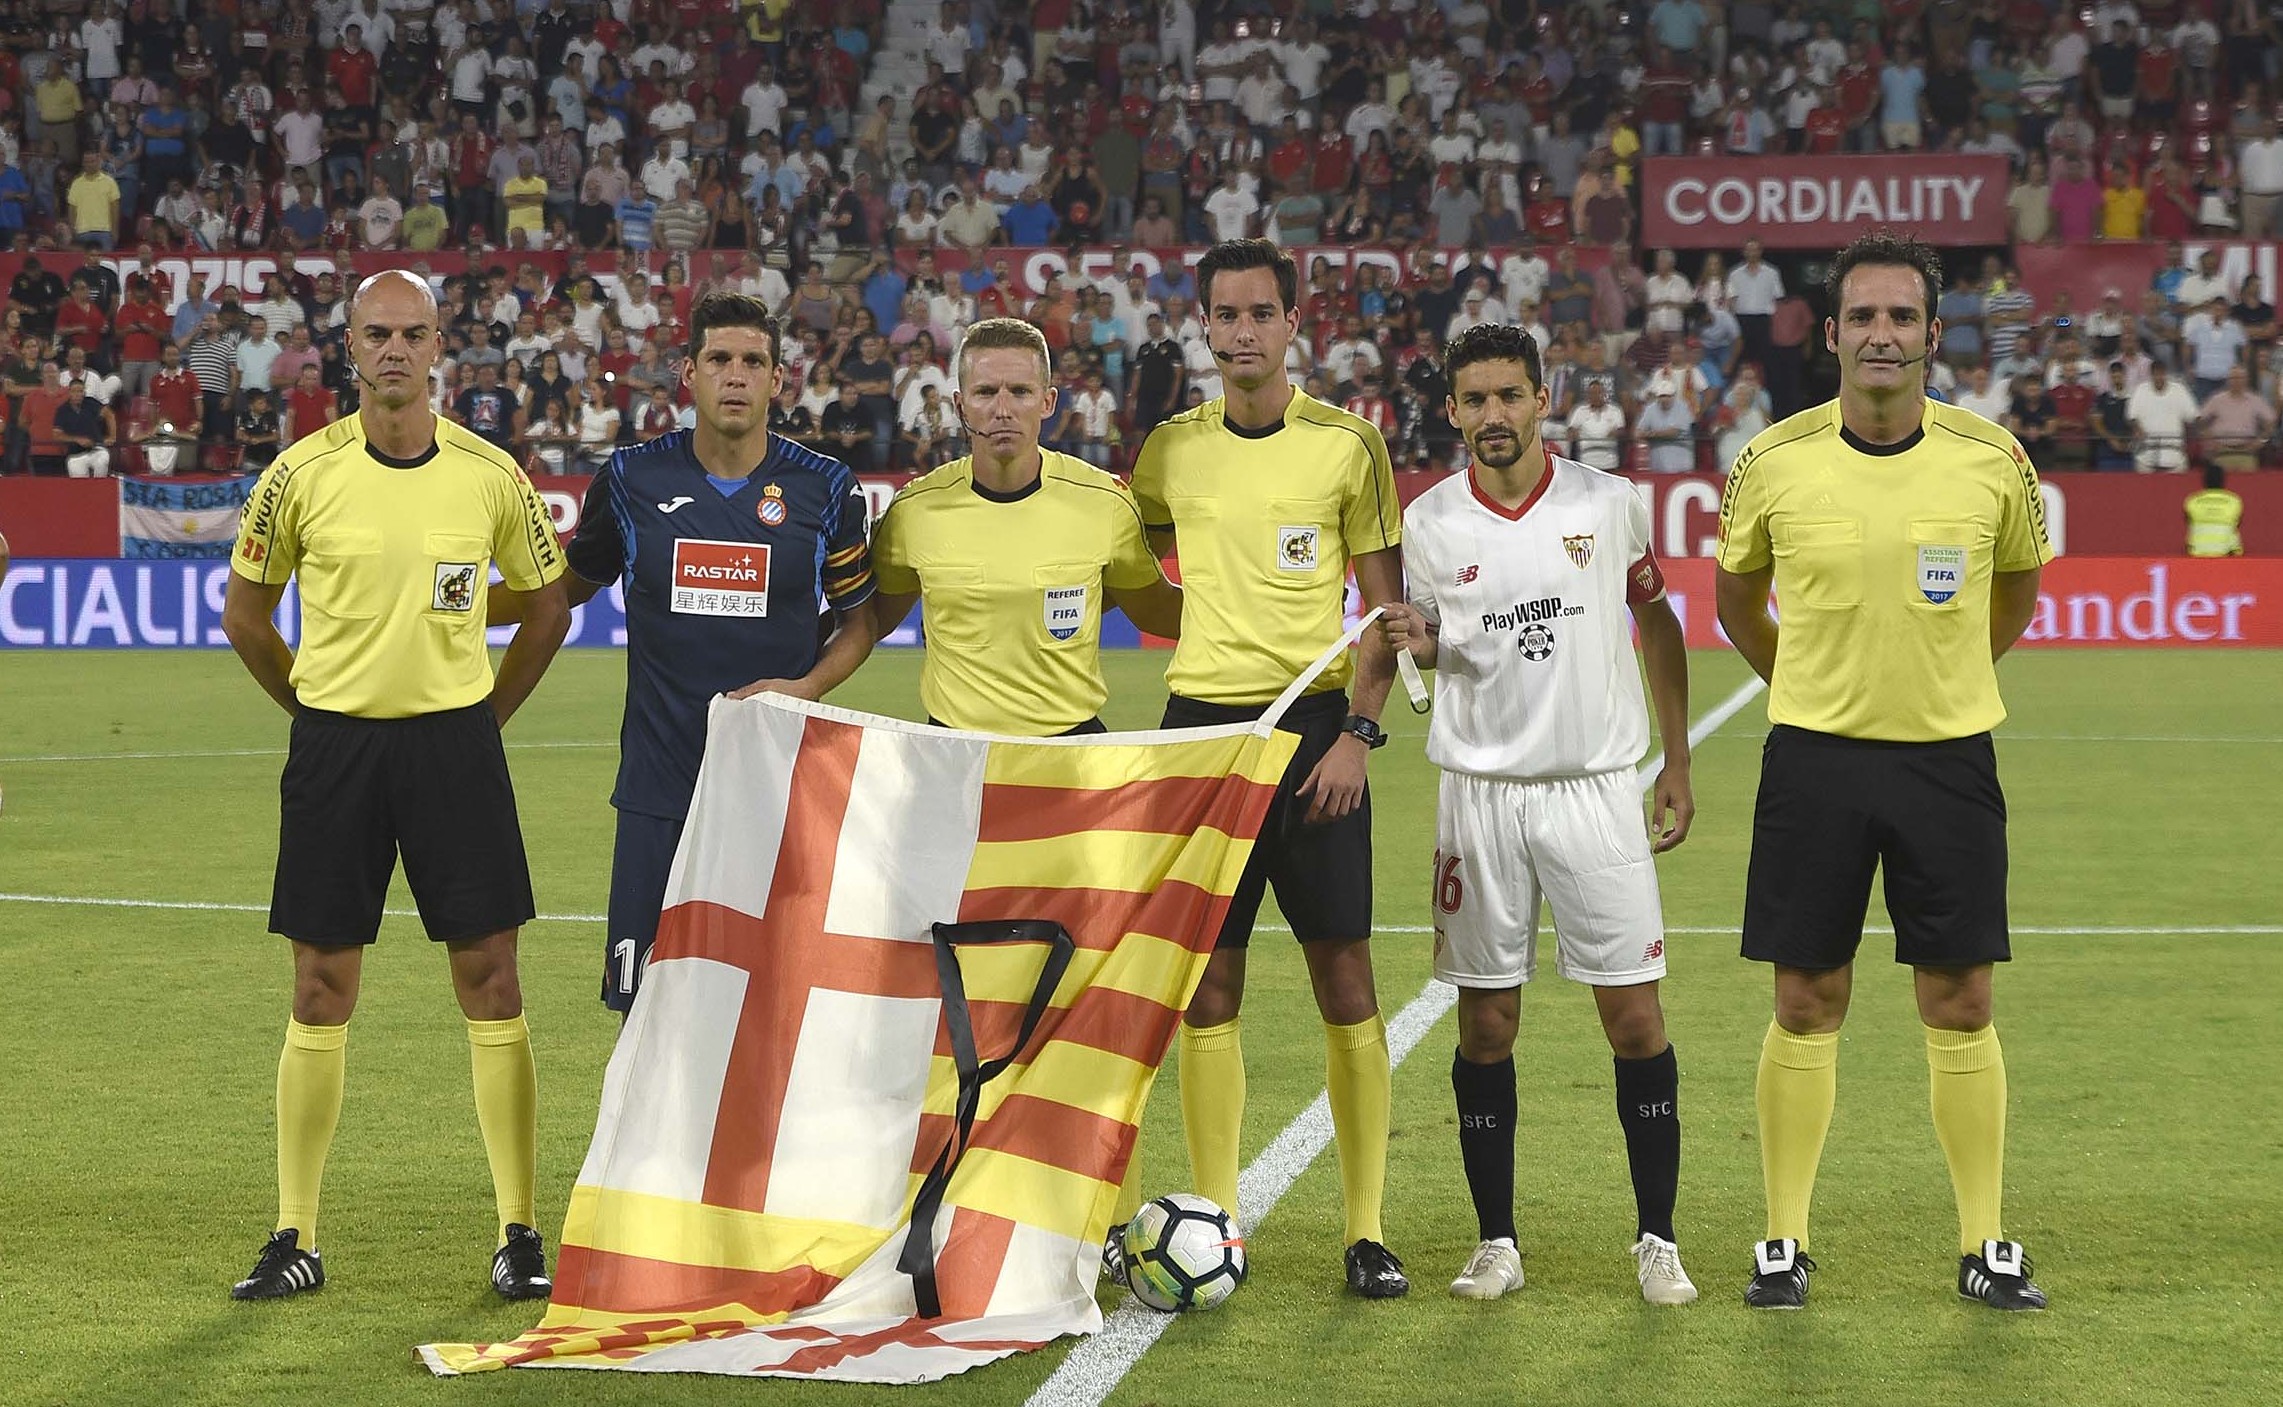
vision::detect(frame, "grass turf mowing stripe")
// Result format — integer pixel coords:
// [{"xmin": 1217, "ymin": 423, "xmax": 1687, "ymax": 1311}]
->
[
  {"xmin": 0, "ymin": 893, "xmax": 2274, "ymax": 939},
  {"xmin": 1025, "ymin": 676, "xmax": 1768, "ymax": 1407}
]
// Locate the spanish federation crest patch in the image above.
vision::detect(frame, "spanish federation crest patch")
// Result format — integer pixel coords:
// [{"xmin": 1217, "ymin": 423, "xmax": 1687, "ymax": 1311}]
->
[{"xmin": 1563, "ymin": 533, "xmax": 1594, "ymax": 569}]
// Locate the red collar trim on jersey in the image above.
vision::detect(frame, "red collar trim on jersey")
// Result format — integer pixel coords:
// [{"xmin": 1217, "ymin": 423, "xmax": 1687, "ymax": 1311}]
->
[{"xmin": 1469, "ymin": 459, "xmax": 1554, "ymax": 521}]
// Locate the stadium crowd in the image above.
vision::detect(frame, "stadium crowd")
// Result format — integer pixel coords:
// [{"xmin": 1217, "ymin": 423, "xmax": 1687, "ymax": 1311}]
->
[{"xmin": 2, "ymin": 0, "xmax": 2282, "ymax": 480}]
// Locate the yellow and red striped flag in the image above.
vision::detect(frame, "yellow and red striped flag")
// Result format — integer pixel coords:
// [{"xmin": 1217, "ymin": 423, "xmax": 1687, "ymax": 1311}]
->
[{"xmin": 420, "ymin": 694, "xmax": 1300, "ymax": 1381}]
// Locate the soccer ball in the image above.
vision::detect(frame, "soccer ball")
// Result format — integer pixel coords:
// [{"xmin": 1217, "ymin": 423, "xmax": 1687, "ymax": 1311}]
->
[{"xmin": 1120, "ymin": 1193, "xmax": 1246, "ymax": 1312}]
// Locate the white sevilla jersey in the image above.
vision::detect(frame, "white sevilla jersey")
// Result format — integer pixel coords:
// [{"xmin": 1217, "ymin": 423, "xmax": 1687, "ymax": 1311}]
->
[{"xmin": 1404, "ymin": 454, "xmax": 1666, "ymax": 782}]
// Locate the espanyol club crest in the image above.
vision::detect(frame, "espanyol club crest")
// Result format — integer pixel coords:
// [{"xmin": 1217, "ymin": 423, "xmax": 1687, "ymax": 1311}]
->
[
  {"xmin": 757, "ymin": 483, "xmax": 788, "ymax": 526},
  {"xmin": 1562, "ymin": 533, "xmax": 1594, "ymax": 569},
  {"xmin": 1043, "ymin": 584, "xmax": 1087, "ymax": 641},
  {"xmin": 1918, "ymin": 544, "xmax": 1966, "ymax": 604}
]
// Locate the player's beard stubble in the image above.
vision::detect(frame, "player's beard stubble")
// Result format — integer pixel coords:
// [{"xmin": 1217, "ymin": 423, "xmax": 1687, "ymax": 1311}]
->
[{"xmin": 1467, "ymin": 404, "xmax": 1542, "ymax": 472}]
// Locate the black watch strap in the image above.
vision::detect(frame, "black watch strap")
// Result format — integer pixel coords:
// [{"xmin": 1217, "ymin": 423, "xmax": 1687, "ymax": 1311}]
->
[{"xmin": 1342, "ymin": 714, "xmax": 1388, "ymax": 749}]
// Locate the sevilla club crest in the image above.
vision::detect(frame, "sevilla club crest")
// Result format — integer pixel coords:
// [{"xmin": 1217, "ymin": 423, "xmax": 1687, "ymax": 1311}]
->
[{"xmin": 1562, "ymin": 533, "xmax": 1594, "ymax": 569}]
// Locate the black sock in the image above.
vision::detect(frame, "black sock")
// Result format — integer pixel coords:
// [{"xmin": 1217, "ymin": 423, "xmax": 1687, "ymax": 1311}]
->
[
  {"xmin": 1451, "ymin": 1048, "xmax": 1517, "ymax": 1244},
  {"xmin": 1613, "ymin": 1045, "xmax": 1681, "ymax": 1243}
]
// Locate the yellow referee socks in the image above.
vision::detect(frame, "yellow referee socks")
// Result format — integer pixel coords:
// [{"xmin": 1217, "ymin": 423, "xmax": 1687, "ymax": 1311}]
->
[
  {"xmin": 276, "ymin": 1018, "xmax": 348, "ymax": 1246},
  {"xmin": 467, "ymin": 1015, "xmax": 538, "ymax": 1244},
  {"xmin": 1926, "ymin": 1024, "xmax": 2008, "ymax": 1254},
  {"xmin": 1324, "ymin": 1014, "xmax": 1391, "ymax": 1246},
  {"xmin": 1178, "ymin": 1017, "xmax": 1245, "ymax": 1216},
  {"xmin": 1756, "ymin": 1021, "xmax": 1839, "ymax": 1247}
]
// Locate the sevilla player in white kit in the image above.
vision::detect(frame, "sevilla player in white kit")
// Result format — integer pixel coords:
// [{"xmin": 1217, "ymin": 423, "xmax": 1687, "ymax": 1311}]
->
[{"xmin": 1380, "ymin": 324, "xmax": 1699, "ymax": 1306}]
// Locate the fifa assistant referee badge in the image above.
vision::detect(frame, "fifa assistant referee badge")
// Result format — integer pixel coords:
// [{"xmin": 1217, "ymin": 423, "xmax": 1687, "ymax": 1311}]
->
[{"xmin": 1341, "ymin": 715, "xmax": 1388, "ymax": 749}]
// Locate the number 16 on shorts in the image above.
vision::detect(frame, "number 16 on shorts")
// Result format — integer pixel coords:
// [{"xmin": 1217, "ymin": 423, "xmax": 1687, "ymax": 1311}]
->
[{"xmin": 1432, "ymin": 849, "xmax": 1464, "ymax": 969}]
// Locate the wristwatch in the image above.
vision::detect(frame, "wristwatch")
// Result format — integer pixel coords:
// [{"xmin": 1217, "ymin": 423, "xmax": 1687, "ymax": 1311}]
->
[{"xmin": 1341, "ymin": 715, "xmax": 1388, "ymax": 749}]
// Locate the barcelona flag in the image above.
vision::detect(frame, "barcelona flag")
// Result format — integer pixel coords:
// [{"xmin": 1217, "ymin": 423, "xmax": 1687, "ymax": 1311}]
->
[{"xmin": 421, "ymin": 689, "xmax": 1304, "ymax": 1380}]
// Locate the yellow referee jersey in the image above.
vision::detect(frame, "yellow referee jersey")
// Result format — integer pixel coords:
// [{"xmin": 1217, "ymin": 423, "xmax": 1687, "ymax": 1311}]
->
[
  {"xmin": 874, "ymin": 450, "xmax": 1165, "ymax": 733},
  {"xmin": 1131, "ymin": 390, "xmax": 1400, "ymax": 705},
  {"xmin": 231, "ymin": 413, "xmax": 565, "ymax": 719},
  {"xmin": 1717, "ymin": 398, "xmax": 2055, "ymax": 742}
]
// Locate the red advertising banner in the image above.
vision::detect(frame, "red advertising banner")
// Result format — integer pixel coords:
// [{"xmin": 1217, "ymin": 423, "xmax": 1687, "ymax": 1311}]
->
[
  {"xmin": 8, "ymin": 469, "xmax": 2279, "ymax": 559},
  {"xmin": 1658, "ymin": 557, "xmax": 2283, "ymax": 647},
  {"xmin": 1641, "ymin": 155, "xmax": 2014, "ymax": 250},
  {"xmin": 0, "ymin": 244, "xmax": 1610, "ymax": 313},
  {"xmin": 2012, "ymin": 240, "xmax": 2283, "ymax": 321}
]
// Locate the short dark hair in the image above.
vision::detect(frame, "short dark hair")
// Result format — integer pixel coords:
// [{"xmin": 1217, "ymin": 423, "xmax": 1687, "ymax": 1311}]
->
[
  {"xmin": 1196, "ymin": 238, "xmax": 1298, "ymax": 315},
  {"xmin": 1824, "ymin": 229, "xmax": 1943, "ymax": 323},
  {"xmin": 687, "ymin": 291, "xmax": 781, "ymax": 366},
  {"xmin": 1443, "ymin": 323, "xmax": 1544, "ymax": 396}
]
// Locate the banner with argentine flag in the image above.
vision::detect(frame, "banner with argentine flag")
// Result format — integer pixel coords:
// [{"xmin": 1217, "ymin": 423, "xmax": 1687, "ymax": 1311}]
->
[
  {"xmin": 419, "ymin": 671, "xmax": 1324, "ymax": 1380},
  {"xmin": 119, "ymin": 474, "xmax": 260, "ymax": 559}
]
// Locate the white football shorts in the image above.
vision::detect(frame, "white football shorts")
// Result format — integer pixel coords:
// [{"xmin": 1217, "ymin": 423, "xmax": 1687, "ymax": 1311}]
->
[{"xmin": 1430, "ymin": 767, "xmax": 1668, "ymax": 988}]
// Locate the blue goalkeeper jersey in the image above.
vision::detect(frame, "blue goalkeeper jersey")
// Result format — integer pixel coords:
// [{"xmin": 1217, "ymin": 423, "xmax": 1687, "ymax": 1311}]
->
[{"xmin": 567, "ymin": 430, "xmax": 875, "ymax": 820}]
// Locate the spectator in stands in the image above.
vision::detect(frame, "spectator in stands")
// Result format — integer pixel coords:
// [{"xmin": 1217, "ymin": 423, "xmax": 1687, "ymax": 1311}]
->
[
  {"xmin": 574, "ymin": 378, "xmax": 620, "ymax": 472},
  {"xmin": 2127, "ymin": 358, "xmax": 2201, "ymax": 471},
  {"xmin": 54, "ymin": 377, "xmax": 113, "ymax": 478},
  {"xmin": 820, "ymin": 376, "xmax": 875, "ymax": 472},
  {"xmin": 2183, "ymin": 293, "xmax": 2250, "ymax": 400},
  {"xmin": 284, "ymin": 363, "xmax": 337, "ymax": 447},
  {"xmin": 2197, "ymin": 363, "xmax": 2277, "ymax": 470},
  {"xmin": 1568, "ymin": 377, "xmax": 1628, "ymax": 472},
  {"xmin": 1636, "ymin": 381, "xmax": 1698, "ymax": 473},
  {"xmin": 1956, "ymin": 363, "xmax": 2012, "ymax": 424},
  {"xmin": 2093, "ymin": 363, "xmax": 2138, "ymax": 471},
  {"xmin": 236, "ymin": 387, "xmax": 282, "ymax": 469}
]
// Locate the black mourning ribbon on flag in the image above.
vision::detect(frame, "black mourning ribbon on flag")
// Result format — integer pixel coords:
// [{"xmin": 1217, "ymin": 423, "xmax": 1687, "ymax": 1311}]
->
[{"xmin": 897, "ymin": 919, "xmax": 1076, "ymax": 1320}]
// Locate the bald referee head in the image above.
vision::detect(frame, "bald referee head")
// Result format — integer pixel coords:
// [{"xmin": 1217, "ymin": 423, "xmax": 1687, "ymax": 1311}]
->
[{"xmin": 347, "ymin": 270, "xmax": 443, "ymax": 449}]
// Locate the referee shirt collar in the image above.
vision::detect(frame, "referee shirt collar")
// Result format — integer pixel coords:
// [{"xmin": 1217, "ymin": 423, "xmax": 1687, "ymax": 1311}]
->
[
  {"xmin": 1837, "ymin": 402, "xmax": 1929, "ymax": 457},
  {"xmin": 368, "ymin": 440, "xmax": 439, "ymax": 469},
  {"xmin": 1221, "ymin": 397, "xmax": 1290, "ymax": 439}
]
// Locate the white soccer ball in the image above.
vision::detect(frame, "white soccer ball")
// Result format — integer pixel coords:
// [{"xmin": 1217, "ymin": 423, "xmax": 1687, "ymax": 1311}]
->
[{"xmin": 1120, "ymin": 1193, "xmax": 1247, "ymax": 1312}]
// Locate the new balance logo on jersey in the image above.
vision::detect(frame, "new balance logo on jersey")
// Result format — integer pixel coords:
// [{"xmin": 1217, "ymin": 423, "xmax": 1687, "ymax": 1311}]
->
[
  {"xmin": 658, "ymin": 496, "xmax": 695, "ymax": 513},
  {"xmin": 1644, "ymin": 938, "xmax": 1664, "ymax": 961},
  {"xmin": 1455, "ymin": 564, "xmax": 1480, "ymax": 586}
]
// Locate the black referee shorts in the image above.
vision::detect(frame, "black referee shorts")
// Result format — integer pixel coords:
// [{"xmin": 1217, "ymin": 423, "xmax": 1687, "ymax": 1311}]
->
[
  {"xmin": 270, "ymin": 702, "xmax": 536, "ymax": 947},
  {"xmin": 1161, "ymin": 690, "xmax": 1372, "ymax": 948},
  {"xmin": 927, "ymin": 716, "xmax": 1108, "ymax": 735},
  {"xmin": 1741, "ymin": 724, "xmax": 2011, "ymax": 971}
]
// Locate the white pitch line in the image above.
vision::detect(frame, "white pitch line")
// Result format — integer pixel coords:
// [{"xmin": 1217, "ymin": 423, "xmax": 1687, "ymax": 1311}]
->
[
  {"xmin": 1025, "ymin": 675, "xmax": 1769, "ymax": 1407},
  {"xmin": 0, "ymin": 740, "xmax": 617, "ymax": 763}
]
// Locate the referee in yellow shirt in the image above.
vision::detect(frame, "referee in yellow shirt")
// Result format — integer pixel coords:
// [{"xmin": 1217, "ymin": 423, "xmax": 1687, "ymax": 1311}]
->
[
  {"xmin": 1131, "ymin": 239, "xmax": 1409, "ymax": 1298},
  {"xmin": 871, "ymin": 318, "xmax": 1182, "ymax": 1280},
  {"xmin": 1715, "ymin": 232, "xmax": 2054, "ymax": 1313},
  {"xmin": 221, "ymin": 270, "xmax": 571, "ymax": 1303},
  {"xmin": 871, "ymin": 317, "xmax": 1182, "ymax": 735}
]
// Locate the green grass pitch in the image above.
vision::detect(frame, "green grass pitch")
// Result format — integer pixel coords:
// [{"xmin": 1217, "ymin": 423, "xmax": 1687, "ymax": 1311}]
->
[{"xmin": 1, "ymin": 647, "xmax": 2277, "ymax": 1407}]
